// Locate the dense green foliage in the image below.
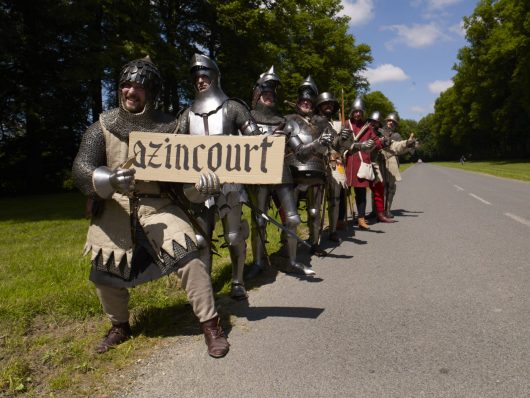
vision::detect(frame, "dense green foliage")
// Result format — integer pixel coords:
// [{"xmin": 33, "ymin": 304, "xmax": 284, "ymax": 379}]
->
[
  {"xmin": 416, "ymin": 0, "xmax": 530, "ymax": 161},
  {"xmin": 0, "ymin": 0, "xmax": 371, "ymax": 195}
]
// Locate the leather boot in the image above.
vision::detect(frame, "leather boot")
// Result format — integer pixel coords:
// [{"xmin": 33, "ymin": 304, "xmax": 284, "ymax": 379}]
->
[
  {"xmin": 336, "ymin": 220, "xmax": 347, "ymax": 230},
  {"xmin": 357, "ymin": 217, "xmax": 370, "ymax": 230},
  {"xmin": 310, "ymin": 244, "xmax": 327, "ymax": 257},
  {"xmin": 200, "ymin": 316, "xmax": 229, "ymax": 358},
  {"xmin": 230, "ymin": 282, "xmax": 248, "ymax": 301},
  {"xmin": 328, "ymin": 231, "xmax": 341, "ymax": 243},
  {"xmin": 377, "ymin": 212, "xmax": 396, "ymax": 223},
  {"xmin": 384, "ymin": 210, "xmax": 395, "ymax": 219},
  {"xmin": 245, "ymin": 262, "xmax": 265, "ymax": 280},
  {"xmin": 95, "ymin": 322, "xmax": 131, "ymax": 354}
]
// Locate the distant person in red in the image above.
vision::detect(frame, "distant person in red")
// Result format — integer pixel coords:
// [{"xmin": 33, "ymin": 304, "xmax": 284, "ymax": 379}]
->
[{"xmin": 341, "ymin": 97, "xmax": 390, "ymax": 229}]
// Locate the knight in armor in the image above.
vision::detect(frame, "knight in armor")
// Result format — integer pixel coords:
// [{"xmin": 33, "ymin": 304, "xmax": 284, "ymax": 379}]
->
[
  {"xmin": 313, "ymin": 92, "xmax": 346, "ymax": 242},
  {"xmin": 176, "ymin": 54, "xmax": 260, "ymax": 300},
  {"xmin": 341, "ymin": 96, "xmax": 388, "ymax": 229},
  {"xmin": 379, "ymin": 112, "xmax": 417, "ymax": 218},
  {"xmin": 284, "ymin": 76, "xmax": 334, "ymax": 256},
  {"xmin": 245, "ymin": 66, "xmax": 315, "ymax": 279},
  {"xmin": 72, "ymin": 57, "xmax": 229, "ymax": 358}
]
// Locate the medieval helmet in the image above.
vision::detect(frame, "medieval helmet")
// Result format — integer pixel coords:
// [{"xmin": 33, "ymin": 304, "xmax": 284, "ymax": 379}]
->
[
  {"xmin": 315, "ymin": 92, "xmax": 339, "ymax": 115},
  {"xmin": 349, "ymin": 96, "xmax": 364, "ymax": 117},
  {"xmin": 189, "ymin": 53, "xmax": 228, "ymax": 114},
  {"xmin": 119, "ymin": 56, "xmax": 162, "ymax": 101},
  {"xmin": 367, "ymin": 110, "xmax": 382, "ymax": 126},
  {"xmin": 385, "ymin": 112, "xmax": 400, "ymax": 125},
  {"xmin": 252, "ymin": 65, "xmax": 281, "ymax": 108},
  {"xmin": 297, "ymin": 75, "xmax": 318, "ymax": 103}
]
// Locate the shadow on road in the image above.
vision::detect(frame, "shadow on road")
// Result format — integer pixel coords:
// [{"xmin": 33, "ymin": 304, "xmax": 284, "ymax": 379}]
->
[{"xmin": 391, "ymin": 209, "xmax": 423, "ymax": 217}]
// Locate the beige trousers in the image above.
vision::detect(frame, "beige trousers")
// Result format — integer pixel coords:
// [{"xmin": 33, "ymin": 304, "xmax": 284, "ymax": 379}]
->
[{"xmin": 95, "ymin": 258, "xmax": 217, "ymax": 325}]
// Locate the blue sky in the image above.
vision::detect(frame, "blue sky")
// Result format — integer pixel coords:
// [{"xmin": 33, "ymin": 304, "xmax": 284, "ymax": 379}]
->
[{"xmin": 339, "ymin": 0, "xmax": 478, "ymax": 121}]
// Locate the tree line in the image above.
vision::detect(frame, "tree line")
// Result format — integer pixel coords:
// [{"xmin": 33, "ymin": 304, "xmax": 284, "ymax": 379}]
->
[
  {"xmin": 414, "ymin": 0, "xmax": 530, "ymax": 161},
  {"xmin": 1, "ymin": 0, "xmax": 528, "ymax": 195}
]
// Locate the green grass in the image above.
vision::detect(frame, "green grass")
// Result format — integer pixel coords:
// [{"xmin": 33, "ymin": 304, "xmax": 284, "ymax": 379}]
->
[
  {"xmin": 0, "ymin": 192, "xmax": 288, "ymax": 397},
  {"xmin": 431, "ymin": 160, "xmax": 530, "ymax": 182}
]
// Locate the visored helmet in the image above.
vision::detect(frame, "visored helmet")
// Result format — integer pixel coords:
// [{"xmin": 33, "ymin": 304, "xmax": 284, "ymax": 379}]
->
[
  {"xmin": 119, "ymin": 56, "xmax": 162, "ymax": 101},
  {"xmin": 315, "ymin": 92, "xmax": 339, "ymax": 115},
  {"xmin": 297, "ymin": 75, "xmax": 318, "ymax": 102},
  {"xmin": 189, "ymin": 53, "xmax": 228, "ymax": 114},
  {"xmin": 252, "ymin": 65, "xmax": 281, "ymax": 108}
]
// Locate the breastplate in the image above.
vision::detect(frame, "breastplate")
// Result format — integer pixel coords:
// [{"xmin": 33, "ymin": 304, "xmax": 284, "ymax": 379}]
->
[{"xmin": 189, "ymin": 109, "xmax": 225, "ymax": 136}]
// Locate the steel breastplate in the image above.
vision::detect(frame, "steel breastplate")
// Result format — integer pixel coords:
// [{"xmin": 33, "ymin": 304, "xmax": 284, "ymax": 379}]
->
[
  {"xmin": 285, "ymin": 115, "xmax": 326, "ymax": 185},
  {"xmin": 189, "ymin": 108, "xmax": 225, "ymax": 136}
]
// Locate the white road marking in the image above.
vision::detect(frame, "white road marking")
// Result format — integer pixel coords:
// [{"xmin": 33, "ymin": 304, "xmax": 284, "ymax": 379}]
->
[
  {"xmin": 504, "ymin": 213, "xmax": 530, "ymax": 227},
  {"xmin": 454, "ymin": 184, "xmax": 464, "ymax": 191},
  {"xmin": 469, "ymin": 193, "xmax": 491, "ymax": 205}
]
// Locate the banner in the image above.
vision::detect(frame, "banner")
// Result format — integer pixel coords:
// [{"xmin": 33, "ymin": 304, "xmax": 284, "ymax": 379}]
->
[{"xmin": 128, "ymin": 132, "xmax": 285, "ymax": 184}]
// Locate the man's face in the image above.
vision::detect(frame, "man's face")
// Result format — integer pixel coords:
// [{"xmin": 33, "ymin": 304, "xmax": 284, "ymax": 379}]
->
[
  {"xmin": 386, "ymin": 120, "xmax": 395, "ymax": 129},
  {"xmin": 195, "ymin": 74, "xmax": 211, "ymax": 92},
  {"xmin": 352, "ymin": 109, "xmax": 363, "ymax": 121},
  {"xmin": 260, "ymin": 91, "xmax": 275, "ymax": 106},
  {"xmin": 298, "ymin": 98, "xmax": 313, "ymax": 113},
  {"xmin": 319, "ymin": 102, "xmax": 334, "ymax": 116},
  {"xmin": 121, "ymin": 82, "xmax": 147, "ymax": 113}
]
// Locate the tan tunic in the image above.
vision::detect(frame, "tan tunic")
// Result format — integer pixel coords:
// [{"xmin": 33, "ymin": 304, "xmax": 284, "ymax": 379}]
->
[{"xmin": 83, "ymin": 120, "xmax": 197, "ymax": 269}]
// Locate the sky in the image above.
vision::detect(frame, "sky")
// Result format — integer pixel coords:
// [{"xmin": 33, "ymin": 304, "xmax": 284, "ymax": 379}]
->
[{"xmin": 339, "ymin": 0, "xmax": 478, "ymax": 121}]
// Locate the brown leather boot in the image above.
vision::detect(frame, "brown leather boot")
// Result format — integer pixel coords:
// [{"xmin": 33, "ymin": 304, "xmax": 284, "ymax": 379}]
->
[
  {"xmin": 357, "ymin": 217, "xmax": 370, "ymax": 230},
  {"xmin": 200, "ymin": 316, "xmax": 230, "ymax": 358},
  {"xmin": 95, "ymin": 322, "xmax": 131, "ymax": 354},
  {"xmin": 377, "ymin": 212, "xmax": 396, "ymax": 223}
]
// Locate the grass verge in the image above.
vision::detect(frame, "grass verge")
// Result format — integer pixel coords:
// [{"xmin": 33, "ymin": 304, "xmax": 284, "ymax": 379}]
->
[
  {"xmin": 430, "ymin": 160, "xmax": 530, "ymax": 182},
  {"xmin": 0, "ymin": 192, "xmax": 290, "ymax": 397}
]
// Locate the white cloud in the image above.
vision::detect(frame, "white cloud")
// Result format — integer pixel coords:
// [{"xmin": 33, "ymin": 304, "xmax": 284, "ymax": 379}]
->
[
  {"xmin": 339, "ymin": 0, "xmax": 375, "ymax": 27},
  {"xmin": 428, "ymin": 79, "xmax": 453, "ymax": 94},
  {"xmin": 410, "ymin": 0, "xmax": 462, "ymax": 9},
  {"xmin": 410, "ymin": 105, "xmax": 428, "ymax": 114},
  {"xmin": 383, "ymin": 23, "xmax": 447, "ymax": 49},
  {"xmin": 449, "ymin": 20, "xmax": 466, "ymax": 37},
  {"xmin": 361, "ymin": 64, "xmax": 409, "ymax": 85},
  {"xmin": 427, "ymin": 0, "xmax": 462, "ymax": 10}
]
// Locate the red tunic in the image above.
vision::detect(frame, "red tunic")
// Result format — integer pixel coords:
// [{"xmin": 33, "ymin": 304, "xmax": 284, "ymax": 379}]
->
[{"xmin": 344, "ymin": 119, "xmax": 382, "ymax": 188}]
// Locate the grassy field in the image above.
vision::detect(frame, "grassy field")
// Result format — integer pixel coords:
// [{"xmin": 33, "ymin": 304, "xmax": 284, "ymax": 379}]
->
[
  {"xmin": 0, "ymin": 192, "xmax": 294, "ymax": 397},
  {"xmin": 430, "ymin": 160, "xmax": 530, "ymax": 182}
]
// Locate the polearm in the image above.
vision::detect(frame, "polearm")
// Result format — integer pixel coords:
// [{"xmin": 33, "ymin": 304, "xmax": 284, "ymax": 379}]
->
[
  {"xmin": 243, "ymin": 201, "xmax": 313, "ymax": 250},
  {"xmin": 341, "ymin": 88, "xmax": 345, "ymax": 127}
]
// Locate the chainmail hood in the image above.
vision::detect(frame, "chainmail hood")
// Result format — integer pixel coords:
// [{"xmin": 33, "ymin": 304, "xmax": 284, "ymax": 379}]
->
[{"xmin": 100, "ymin": 106, "xmax": 177, "ymax": 141}]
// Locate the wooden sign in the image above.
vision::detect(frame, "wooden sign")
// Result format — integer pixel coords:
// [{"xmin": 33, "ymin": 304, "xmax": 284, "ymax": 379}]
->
[{"xmin": 128, "ymin": 132, "xmax": 285, "ymax": 184}]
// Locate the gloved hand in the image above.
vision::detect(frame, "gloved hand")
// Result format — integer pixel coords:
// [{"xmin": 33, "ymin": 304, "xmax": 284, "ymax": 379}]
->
[
  {"xmin": 109, "ymin": 168, "xmax": 136, "ymax": 194},
  {"xmin": 340, "ymin": 127, "xmax": 352, "ymax": 141},
  {"xmin": 318, "ymin": 129, "xmax": 333, "ymax": 147},
  {"xmin": 195, "ymin": 171, "xmax": 220, "ymax": 197},
  {"xmin": 406, "ymin": 133, "xmax": 416, "ymax": 148},
  {"xmin": 361, "ymin": 139, "xmax": 375, "ymax": 152}
]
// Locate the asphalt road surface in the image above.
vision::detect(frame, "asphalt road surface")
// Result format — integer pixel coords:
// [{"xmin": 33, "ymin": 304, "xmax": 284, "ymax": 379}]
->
[{"xmin": 122, "ymin": 164, "xmax": 529, "ymax": 398}]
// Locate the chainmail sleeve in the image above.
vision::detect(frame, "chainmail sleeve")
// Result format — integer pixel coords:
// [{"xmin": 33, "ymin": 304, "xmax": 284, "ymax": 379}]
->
[
  {"xmin": 72, "ymin": 121, "xmax": 106, "ymax": 196},
  {"xmin": 226, "ymin": 100, "xmax": 260, "ymax": 135}
]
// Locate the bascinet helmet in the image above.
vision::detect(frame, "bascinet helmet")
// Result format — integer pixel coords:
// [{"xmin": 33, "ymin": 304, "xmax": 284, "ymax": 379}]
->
[
  {"xmin": 385, "ymin": 112, "xmax": 400, "ymax": 125},
  {"xmin": 367, "ymin": 110, "xmax": 382, "ymax": 126},
  {"xmin": 119, "ymin": 56, "xmax": 162, "ymax": 108},
  {"xmin": 190, "ymin": 53, "xmax": 228, "ymax": 114},
  {"xmin": 297, "ymin": 75, "xmax": 318, "ymax": 102},
  {"xmin": 315, "ymin": 92, "xmax": 339, "ymax": 116},
  {"xmin": 349, "ymin": 96, "xmax": 364, "ymax": 117},
  {"xmin": 252, "ymin": 65, "xmax": 281, "ymax": 109}
]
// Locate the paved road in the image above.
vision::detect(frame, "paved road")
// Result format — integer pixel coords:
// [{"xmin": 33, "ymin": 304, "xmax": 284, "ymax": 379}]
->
[{"xmin": 123, "ymin": 164, "xmax": 529, "ymax": 398}]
